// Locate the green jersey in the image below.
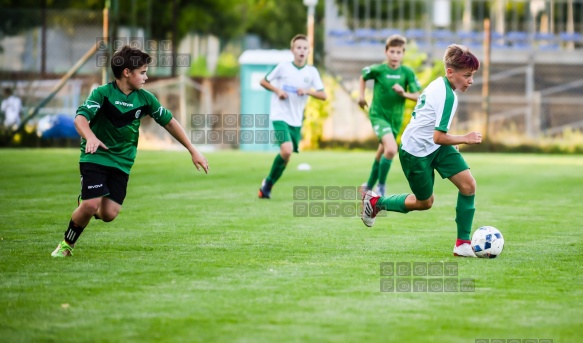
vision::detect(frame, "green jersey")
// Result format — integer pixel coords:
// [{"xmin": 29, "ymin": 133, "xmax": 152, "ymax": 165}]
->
[
  {"xmin": 362, "ymin": 64, "xmax": 421, "ymax": 127},
  {"xmin": 76, "ymin": 81, "xmax": 173, "ymax": 174}
]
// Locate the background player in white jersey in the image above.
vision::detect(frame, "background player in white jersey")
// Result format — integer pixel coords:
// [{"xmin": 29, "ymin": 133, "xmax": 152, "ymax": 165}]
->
[
  {"xmin": 361, "ymin": 44, "xmax": 482, "ymax": 257},
  {"xmin": 1, "ymin": 88, "xmax": 22, "ymax": 130},
  {"xmin": 258, "ymin": 34, "xmax": 327, "ymax": 199}
]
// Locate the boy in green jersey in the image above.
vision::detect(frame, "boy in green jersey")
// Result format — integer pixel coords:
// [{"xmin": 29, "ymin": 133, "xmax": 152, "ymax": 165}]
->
[
  {"xmin": 51, "ymin": 45, "xmax": 209, "ymax": 257},
  {"xmin": 358, "ymin": 34, "xmax": 420, "ymax": 196}
]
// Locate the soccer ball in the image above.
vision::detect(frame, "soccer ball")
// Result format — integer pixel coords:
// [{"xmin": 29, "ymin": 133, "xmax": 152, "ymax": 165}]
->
[{"xmin": 471, "ymin": 226, "xmax": 505, "ymax": 258}]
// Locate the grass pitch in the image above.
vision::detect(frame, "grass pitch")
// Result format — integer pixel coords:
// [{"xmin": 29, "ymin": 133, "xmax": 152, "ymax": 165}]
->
[{"xmin": 0, "ymin": 149, "xmax": 582, "ymax": 343}]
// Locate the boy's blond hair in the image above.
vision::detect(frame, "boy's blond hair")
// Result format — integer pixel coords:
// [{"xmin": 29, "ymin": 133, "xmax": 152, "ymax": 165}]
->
[
  {"xmin": 290, "ymin": 34, "xmax": 308, "ymax": 48},
  {"xmin": 385, "ymin": 34, "xmax": 407, "ymax": 51},
  {"xmin": 443, "ymin": 44, "xmax": 480, "ymax": 71}
]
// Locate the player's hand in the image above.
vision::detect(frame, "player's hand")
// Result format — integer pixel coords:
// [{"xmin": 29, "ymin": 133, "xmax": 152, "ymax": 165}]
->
[
  {"xmin": 358, "ymin": 98, "xmax": 368, "ymax": 110},
  {"xmin": 276, "ymin": 89, "xmax": 288, "ymax": 100},
  {"xmin": 465, "ymin": 131, "xmax": 482, "ymax": 144},
  {"xmin": 296, "ymin": 88, "xmax": 308, "ymax": 96},
  {"xmin": 392, "ymin": 84, "xmax": 405, "ymax": 96},
  {"xmin": 85, "ymin": 137, "xmax": 108, "ymax": 154},
  {"xmin": 192, "ymin": 149, "xmax": 209, "ymax": 174}
]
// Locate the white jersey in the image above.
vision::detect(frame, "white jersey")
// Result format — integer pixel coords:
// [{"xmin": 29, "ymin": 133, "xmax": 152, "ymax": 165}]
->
[
  {"xmin": 265, "ymin": 62, "xmax": 324, "ymax": 127},
  {"xmin": 1, "ymin": 95, "xmax": 22, "ymax": 127},
  {"xmin": 401, "ymin": 77, "xmax": 458, "ymax": 157}
]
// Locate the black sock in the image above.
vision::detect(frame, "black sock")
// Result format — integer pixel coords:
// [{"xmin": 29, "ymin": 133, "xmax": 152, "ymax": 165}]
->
[{"xmin": 64, "ymin": 219, "xmax": 85, "ymax": 244}]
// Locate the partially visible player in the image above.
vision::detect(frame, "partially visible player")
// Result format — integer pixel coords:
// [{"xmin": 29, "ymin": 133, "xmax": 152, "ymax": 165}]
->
[
  {"xmin": 361, "ymin": 44, "xmax": 482, "ymax": 257},
  {"xmin": 257, "ymin": 34, "xmax": 327, "ymax": 199},
  {"xmin": 1, "ymin": 87, "xmax": 22, "ymax": 130},
  {"xmin": 51, "ymin": 45, "xmax": 209, "ymax": 257},
  {"xmin": 358, "ymin": 34, "xmax": 420, "ymax": 196}
]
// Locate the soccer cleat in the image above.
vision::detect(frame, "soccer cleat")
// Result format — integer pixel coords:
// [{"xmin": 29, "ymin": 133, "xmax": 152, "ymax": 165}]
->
[
  {"xmin": 258, "ymin": 179, "xmax": 273, "ymax": 199},
  {"xmin": 359, "ymin": 182, "xmax": 371, "ymax": 193},
  {"xmin": 453, "ymin": 241, "xmax": 477, "ymax": 257},
  {"xmin": 376, "ymin": 184, "xmax": 386, "ymax": 197},
  {"xmin": 51, "ymin": 241, "xmax": 74, "ymax": 257},
  {"xmin": 361, "ymin": 190, "xmax": 380, "ymax": 227}
]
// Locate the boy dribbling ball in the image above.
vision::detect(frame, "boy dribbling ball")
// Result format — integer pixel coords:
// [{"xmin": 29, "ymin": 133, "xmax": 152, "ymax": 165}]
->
[{"xmin": 361, "ymin": 44, "xmax": 482, "ymax": 257}]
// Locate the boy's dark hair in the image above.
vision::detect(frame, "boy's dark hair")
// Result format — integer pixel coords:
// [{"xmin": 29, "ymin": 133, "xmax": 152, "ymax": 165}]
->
[
  {"xmin": 290, "ymin": 34, "xmax": 308, "ymax": 48},
  {"xmin": 443, "ymin": 44, "xmax": 480, "ymax": 71},
  {"xmin": 3, "ymin": 88, "xmax": 12, "ymax": 96},
  {"xmin": 111, "ymin": 45, "xmax": 152, "ymax": 79},
  {"xmin": 385, "ymin": 34, "xmax": 407, "ymax": 51}
]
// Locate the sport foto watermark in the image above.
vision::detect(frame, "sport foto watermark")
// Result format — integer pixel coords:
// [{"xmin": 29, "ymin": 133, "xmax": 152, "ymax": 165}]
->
[
  {"xmin": 379, "ymin": 262, "xmax": 475, "ymax": 292},
  {"xmin": 95, "ymin": 37, "xmax": 191, "ymax": 67},
  {"xmin": 292, "ymin": 185, "xmax": 386, "ymax": 218},
  {"xmin": 190, "ymin": 114, "xmax": 279, "ymax": 144},
  {"xmin": 475, "ymin": 340, "xmax": 553, "ymax": 343}
]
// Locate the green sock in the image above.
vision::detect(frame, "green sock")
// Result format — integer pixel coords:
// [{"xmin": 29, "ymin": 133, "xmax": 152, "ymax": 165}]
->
[
  {"xmin": 376, "ymin": 193, "xmax": 409, "ymax": 213},
  {"xmin": 455, "ymin": 193, "xmax": 475, "ymax": 240},
  {"xmin": 366, "ymin": 159, "xmax": 380, "ymax": 189},
  {"xmin": 378, "ymin": 156, "xmax": 393, "ymax": 185},
  {"xmin": 266, "ymin": 154, "xmax": 287, "ymax": 185}
]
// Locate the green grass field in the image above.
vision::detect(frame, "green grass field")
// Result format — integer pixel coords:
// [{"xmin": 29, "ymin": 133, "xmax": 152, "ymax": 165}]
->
[{"xmin": 1, "ymin": 149, "xmax": 582, "ymax": 343}]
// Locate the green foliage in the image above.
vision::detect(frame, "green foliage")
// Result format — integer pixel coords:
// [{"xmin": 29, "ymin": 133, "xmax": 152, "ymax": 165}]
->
[
  {"xmin": 215, "ymin": 52, "xmax": 239, "ymax": 77},
  {"xmin": 188, "ymin": 52, "xmax": 239, "ymax": 78},
  {"xmin": 188, "ymin": 56, "xmax": 211, "ymax": 78},
  {"xmin": 302, "ymin": 74, "xmax": 337, "ymax": 150}
]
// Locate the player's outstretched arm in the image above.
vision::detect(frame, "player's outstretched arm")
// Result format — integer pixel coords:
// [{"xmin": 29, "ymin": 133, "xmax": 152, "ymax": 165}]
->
[
  {"xmin": 164, "ymin": 118, "xmax": 209, "ymax": 174},
  {"xmin": 433, "ymin": 130, "xmax": 482, "ymax": 146}
]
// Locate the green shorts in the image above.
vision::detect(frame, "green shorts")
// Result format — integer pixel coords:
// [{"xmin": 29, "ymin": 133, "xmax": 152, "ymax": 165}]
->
[
  {"xmin": 370, "ymin": 117, "xmax": 400, "ymax": 140},
  {"xmin": 399, "ymin": 145, "xmax": 469, "ymax": 201},
  {"xmin": 272, "ymin": 120, "xmax": 301, "ymax": 153}
]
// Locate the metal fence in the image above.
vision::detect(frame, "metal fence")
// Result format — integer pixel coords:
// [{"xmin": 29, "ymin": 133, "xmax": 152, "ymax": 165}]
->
[{"xmin": 324, "ymin": 0, "xmax": 583, "ymax": 139}]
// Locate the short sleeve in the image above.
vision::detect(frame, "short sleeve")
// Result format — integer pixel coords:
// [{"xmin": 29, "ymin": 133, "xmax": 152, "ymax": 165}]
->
[
  {"xmin": 76, "ymin": 88, "xmax": 104, "ymax": 121},
  {"xmin": 361, "ymin": 64, "xmax": 378, "ymax": 81},
  {"xmin": 265, "ymin": 63, "xmax": 284, "ymax": 82},
  {"xmin": 406, "ymin": 68, "xmax": 421, "ymax": 93},
  {"xmin": 144, "ymin": 90, "xmax": 173, "ymax": 126}
]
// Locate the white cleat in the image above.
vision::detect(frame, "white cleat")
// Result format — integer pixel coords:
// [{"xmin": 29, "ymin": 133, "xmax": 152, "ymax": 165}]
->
[
  {"xmin": 361, "ymin": 190, "xmax": 380, "ymax": 227},
  {"xmin": 453, "ymin": 243, "xmax": 477, "ymax": 257}
]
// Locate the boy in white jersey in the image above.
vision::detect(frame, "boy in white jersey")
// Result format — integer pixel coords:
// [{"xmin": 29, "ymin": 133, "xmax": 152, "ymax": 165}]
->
[
  {"xmin": 258, "ymin": 34, "xmax": 327, "ymax": 199},
  {"xmin": 361, "ymin": 44, "xmax": 482, "ymax": 257}
]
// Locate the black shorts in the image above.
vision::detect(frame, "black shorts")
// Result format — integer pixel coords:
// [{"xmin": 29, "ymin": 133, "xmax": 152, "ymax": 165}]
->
[{"xmin": 79, "ymin": 162, "xmax": 129, "ymax": 205}]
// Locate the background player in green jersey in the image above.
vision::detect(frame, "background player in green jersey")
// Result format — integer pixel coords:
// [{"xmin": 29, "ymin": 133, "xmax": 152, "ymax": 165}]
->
[
  {"xmin": 257, "ymin": 34, "xmax": 327, "ymax": 199},
  {"xmin": 51, "ymin": 45, "xmax": 209, "ymax": 257},
  {"xmin": 358, "ymin": 34, "xmax": 420, "ymax": 196},
  {"xmin": 361, "ymin": 44, "xmax": 482, "ymax": 257}
]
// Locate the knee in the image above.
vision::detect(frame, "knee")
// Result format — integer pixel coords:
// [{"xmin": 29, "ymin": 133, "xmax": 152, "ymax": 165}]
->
[
  {"xmin": 100, "ymin": 211, "xmax": 119, "ymax": 222},
  {"xmin": 80, "ymin": 201, "xmax": 100, "ymax": 215},
  {"xmin": 280, "ymin": 148, "xmax": 293, "ymax": 160},
  {"xmin": 459, "ymin": 178, "xmax": 477, "ymax": 195},
  {"xmin": 420, "ymin": 198, "xmax": 434, "ymax": 210},
  {"xmin": 383, "ymin": 147, "xmax": 397, "ymax": 159}
]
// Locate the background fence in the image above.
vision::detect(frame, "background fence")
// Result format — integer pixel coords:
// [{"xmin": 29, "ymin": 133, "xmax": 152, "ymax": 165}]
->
[{"xmin": 324, "ymin": 0, "xmax": 583, "ymax": 140}]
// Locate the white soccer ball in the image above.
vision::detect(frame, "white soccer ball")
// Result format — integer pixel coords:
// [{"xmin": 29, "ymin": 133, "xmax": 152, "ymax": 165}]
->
[{"xmin": 471, "ymin": 226, "xmax": 505, "ymax": 258}]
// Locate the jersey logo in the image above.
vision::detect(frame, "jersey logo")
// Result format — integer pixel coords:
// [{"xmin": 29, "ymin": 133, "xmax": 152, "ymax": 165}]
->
[
  {"xmin": 115, "ymin": 100, "xmax": 134, "ymax": 108},
  {"xmin": 363, "ymin": 67, "xmax": 371, "ymax": 74},
  {"xmin": 135, "ymin": 110, "xmax": 142, "ymax": 118},
  {"xmin": 386, "ymin": 75, "xmax": 401, "ymax": 79}
]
